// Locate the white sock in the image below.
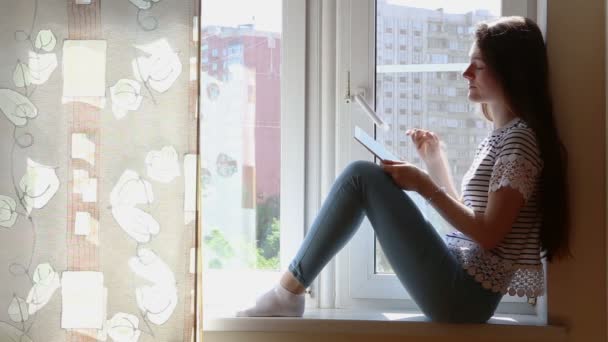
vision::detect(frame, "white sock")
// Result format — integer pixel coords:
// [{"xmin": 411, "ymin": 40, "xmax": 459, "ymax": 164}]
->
[{"xmin": 235, "ymin": 284, "xmax": 305, "ymax": 317}]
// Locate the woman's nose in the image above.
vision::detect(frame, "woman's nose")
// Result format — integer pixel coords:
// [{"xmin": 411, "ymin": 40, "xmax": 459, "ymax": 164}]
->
[{"xmin": 462, "ymin": 65, "xmax": 473, "ymax": 80}]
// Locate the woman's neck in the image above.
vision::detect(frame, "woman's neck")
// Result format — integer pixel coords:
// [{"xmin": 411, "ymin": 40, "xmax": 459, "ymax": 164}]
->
[{"xmin": 487, "ymin": 102, "xmax": 517, "ymax": 129}]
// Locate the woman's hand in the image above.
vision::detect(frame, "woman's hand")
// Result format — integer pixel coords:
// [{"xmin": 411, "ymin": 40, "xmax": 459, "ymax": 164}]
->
[
  {"xmin": 381, "ymin": 160, "xmax": 433, "ymax": 193},
  {"xmin": 406, "ymin": 128, "xmax": 443, "ymax": 165}
]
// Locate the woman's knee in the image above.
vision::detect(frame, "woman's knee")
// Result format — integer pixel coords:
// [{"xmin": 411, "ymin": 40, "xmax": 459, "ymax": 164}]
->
[
  {"xmin": 340, "ymin": 160, "xmax": 400, "ymax": 197},
  {"xmin": 343, "ymin": 160, "xmax": 382, "ymax": 178}
]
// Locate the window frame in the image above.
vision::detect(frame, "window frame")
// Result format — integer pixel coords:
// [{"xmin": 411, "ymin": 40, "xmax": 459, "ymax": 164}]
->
[
  {"xmin": 280, "ymin": 0, "xmax": 307, "ymax": 273},
  {"xmin": 332, "ymin": 0, "xmax": 547, "ymax": 317}
]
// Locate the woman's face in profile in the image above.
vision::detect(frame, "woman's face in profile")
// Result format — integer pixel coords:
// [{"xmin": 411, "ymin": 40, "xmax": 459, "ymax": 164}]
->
[{"xmin": 461, "ymin": 42, "xmax": 504, "ymax": 105}]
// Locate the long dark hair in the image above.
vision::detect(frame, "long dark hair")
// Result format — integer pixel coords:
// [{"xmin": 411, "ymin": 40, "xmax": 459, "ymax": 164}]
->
[{"xmin": 475, "ymin": 16, "xmax": 570, "ymax": 261}]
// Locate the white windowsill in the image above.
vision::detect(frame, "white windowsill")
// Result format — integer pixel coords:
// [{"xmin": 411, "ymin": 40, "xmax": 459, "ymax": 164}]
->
[{"xmin": 203, "ymin": 307, "xmax": 567, "ymax": 340}]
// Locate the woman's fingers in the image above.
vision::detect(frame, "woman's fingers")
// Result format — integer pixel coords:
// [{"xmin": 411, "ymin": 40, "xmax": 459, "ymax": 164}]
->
[
  {"xmin": 405, "ymin": 129, "xmax": 440, "ymax": 152},
  {"xmin": 382, "ymin": 162, "xmax": 400, "ymax": 178},
  {"xmin": 382, "ymin": 159, "xmax": 403, "ymax": 165},
  {"xmin": 414, "ymin": 131, "xmax": 431, "ymax": 149},
  {"xmin": 406, "ymin": 128, "xmax": 424, "ymax": 136},
  {"xmin": 412, "ymin": 130, "xmax": 424, "ymax": 144}
]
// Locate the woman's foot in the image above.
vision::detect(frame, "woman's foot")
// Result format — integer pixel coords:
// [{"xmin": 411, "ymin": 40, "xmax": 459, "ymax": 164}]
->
[{"xmin": 235, "ymin": 284, "xmax": 305, "ymax": 317}]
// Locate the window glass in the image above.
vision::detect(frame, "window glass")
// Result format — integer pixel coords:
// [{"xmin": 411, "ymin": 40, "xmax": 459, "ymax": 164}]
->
[{"xmin": 200, "ymin": 0, "xmax": 283, "ymax": 272}]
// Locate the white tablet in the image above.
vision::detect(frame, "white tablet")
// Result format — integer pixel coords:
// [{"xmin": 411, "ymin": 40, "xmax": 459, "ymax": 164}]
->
[{"xmin": 354, "ymin": 126, "xmax": 399, "ymax": 162}]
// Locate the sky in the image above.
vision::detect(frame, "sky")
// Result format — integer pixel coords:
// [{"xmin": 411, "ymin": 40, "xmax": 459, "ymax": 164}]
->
[
  {"xmin": 201, "ymin": 0, "xmax": 282, "ymax": 33},
  {"xmin": 386, "ymin": 0, "xmax": 500, "ymax": 16},
  {"xmin": 200, "ymin": 0, "xmax": 500, "ymax": 34}
]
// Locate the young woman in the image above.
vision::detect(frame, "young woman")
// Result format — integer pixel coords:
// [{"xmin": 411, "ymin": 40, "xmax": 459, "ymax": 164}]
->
[{"xmin": 236, "ymin": 16, "xmax": 569, "ymax": 323}]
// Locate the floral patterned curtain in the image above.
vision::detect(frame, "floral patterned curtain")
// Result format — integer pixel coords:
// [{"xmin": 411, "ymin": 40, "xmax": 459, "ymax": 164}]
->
[{"xmin": 0, "ymin": 1, "xmax": 199, "ymax": 341}]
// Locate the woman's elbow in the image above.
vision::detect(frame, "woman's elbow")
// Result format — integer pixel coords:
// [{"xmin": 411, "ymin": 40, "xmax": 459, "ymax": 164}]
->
[
  {"xmin": 473, "ymin": 220, "xmax": 509, "ymax": 250},
  {"xmin": 478, "ymin": 238, "xmax": 499, "ymax": 251},
  {"xmin": 475, "ymin": 228, "xmax": 500, "ymax": 250},
  {"xmin": 477, "ymin": 230, "xmax": 508, "ymax": 250}
]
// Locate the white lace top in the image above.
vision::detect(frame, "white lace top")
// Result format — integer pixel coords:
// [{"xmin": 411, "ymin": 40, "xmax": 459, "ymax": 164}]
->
[{"xmin": 445, "ymin": 117, "xmax": 545, "ymax": 298}]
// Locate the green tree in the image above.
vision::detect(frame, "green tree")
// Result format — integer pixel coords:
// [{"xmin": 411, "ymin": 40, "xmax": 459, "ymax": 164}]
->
[
  {"xmin": 255, "ymin": 195, "xmax": 281, "ymax": 270},
  {"xmin": 203, "ymin": 228, "xmax": 234, "ymax": 269},
  {"xmin": 256, "ymin": 218, "xmax": 280, "ymax": 270},
  {"xmin": 256, "ymin": 195, "xmax": 279, "ymax": 244},
  {"xmin": 202, "ymin": 213, "xmax": 281, "ymax": 270}
]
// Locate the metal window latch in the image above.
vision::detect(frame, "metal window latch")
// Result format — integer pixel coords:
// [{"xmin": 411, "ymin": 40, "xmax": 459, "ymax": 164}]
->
[
  {"xmin": 345, "ymin": 71, "xmax": 353, "ymax": 103},
  {"xmin": 344, "ymin": 70, "xmax": 390, "ymax": 131},
  {"xmin": 345, "ymin": 71, "xmax": 368, "ymax": 102}
]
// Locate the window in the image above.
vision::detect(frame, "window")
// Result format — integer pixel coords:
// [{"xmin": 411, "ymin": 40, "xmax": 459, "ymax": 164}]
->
[
  {"xmin": 339, "ymin": 0, "xmax": 541, "ymax": 315},
  {"xmin": 428, "ymin": 38, "xmax": 447, "ymax": 49},
  {"xmin": 200, "ymin": 0, "xmax": 306, "ymax": 312},
  {"xmin": 202, "ymin": 0, "xmax": 545, "ymax": 322},
  {"xmin": 429, "ymin": 53, "xmax": 449, "ymax": 64}
]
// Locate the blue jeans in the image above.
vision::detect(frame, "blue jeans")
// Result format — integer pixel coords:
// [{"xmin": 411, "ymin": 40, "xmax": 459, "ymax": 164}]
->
[{"xmin": 288, "ymin": 160, "xmax": 503, "ymax": 323}]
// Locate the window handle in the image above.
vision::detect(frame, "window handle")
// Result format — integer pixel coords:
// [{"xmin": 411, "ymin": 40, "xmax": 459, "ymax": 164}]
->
[
  {"xmin": 353, "ymin": 93, "xmax": 390, "ymax": 131},
  {"xmin": 344, "ymin": 71, "xmax": 390, "ymax": 131}
]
